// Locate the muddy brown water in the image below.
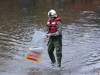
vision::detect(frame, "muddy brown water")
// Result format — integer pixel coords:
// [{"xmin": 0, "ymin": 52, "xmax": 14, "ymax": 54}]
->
[{"xmin": 0, "ymin": 0, "xmax": 100, "ymax": 75}]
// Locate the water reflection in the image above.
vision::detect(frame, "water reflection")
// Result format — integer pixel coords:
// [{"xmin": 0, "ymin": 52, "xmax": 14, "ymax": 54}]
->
[
  {"xmin": 0, "ymin": 0, "xmax": 100, "ymax": 75},
  {"xmin": 27, "ymin": 70, "xmax": 63, "ymax": 75},
  {"xmin": 0, "ymin": 0, "xmax": 99, "ymax": 26}
]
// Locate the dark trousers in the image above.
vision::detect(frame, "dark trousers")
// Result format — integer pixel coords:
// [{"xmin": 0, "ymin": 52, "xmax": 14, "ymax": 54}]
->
[{"xmin": 48, "ymin": 36, "xmax": 62, "ymax": 67}]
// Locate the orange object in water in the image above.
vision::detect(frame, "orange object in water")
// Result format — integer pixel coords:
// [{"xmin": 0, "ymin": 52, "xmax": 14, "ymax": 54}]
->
[{"xmin": 26, "ymin": 47, "xmax": 44, "ymax": 62}]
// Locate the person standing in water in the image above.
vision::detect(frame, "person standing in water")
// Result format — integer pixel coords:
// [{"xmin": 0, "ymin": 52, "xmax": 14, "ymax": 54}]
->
[{"xmin": 44, "ymin": 9, "xmax": 62, "ymax": 69}]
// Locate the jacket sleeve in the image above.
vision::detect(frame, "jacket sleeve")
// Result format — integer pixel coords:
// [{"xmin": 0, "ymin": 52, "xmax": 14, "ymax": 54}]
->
[{"xmin": 51, "ymin": 21, "xmax": 62, "ymax": 36}]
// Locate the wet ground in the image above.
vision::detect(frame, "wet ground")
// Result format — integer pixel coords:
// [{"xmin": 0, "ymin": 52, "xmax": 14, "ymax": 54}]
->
[{"xmin": 0, "ymin": 0, "xmax": 100, "ymax": 75}]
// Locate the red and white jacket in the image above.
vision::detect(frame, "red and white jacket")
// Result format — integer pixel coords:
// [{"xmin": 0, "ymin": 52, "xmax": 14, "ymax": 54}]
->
[{"xmin": 46, "ymin": 17, "xmax": 61, "ymax": 33}]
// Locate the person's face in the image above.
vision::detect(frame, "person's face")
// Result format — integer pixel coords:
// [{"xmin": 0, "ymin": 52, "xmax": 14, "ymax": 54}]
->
[{"xmin": 49, "ymin": 17, "xmax": 54, "ymax": 20}]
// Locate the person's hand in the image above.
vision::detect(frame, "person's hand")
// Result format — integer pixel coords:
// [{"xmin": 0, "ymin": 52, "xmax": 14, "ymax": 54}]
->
[
  {"xmin": 44, "ymin": 36, "xmax": 48, "ymax": 41},
  {"xmin": 47, "ymin": 33, "xmax": 52, "ymax": 37},
  {"xmin": 44, "ymin": 33, "xmax": 52, "ymax": 41}
]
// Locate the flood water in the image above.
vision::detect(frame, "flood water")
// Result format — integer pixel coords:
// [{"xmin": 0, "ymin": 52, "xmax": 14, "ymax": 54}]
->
[{"xmin": 0, "ymin": 0, "xmax": 100, "ymax": 75}]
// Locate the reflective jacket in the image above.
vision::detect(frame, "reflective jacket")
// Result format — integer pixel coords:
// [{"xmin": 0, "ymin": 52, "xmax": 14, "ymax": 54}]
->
[{"xmin": 46, "ymin": 17, "xmax": 61, "ymax": 33}]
